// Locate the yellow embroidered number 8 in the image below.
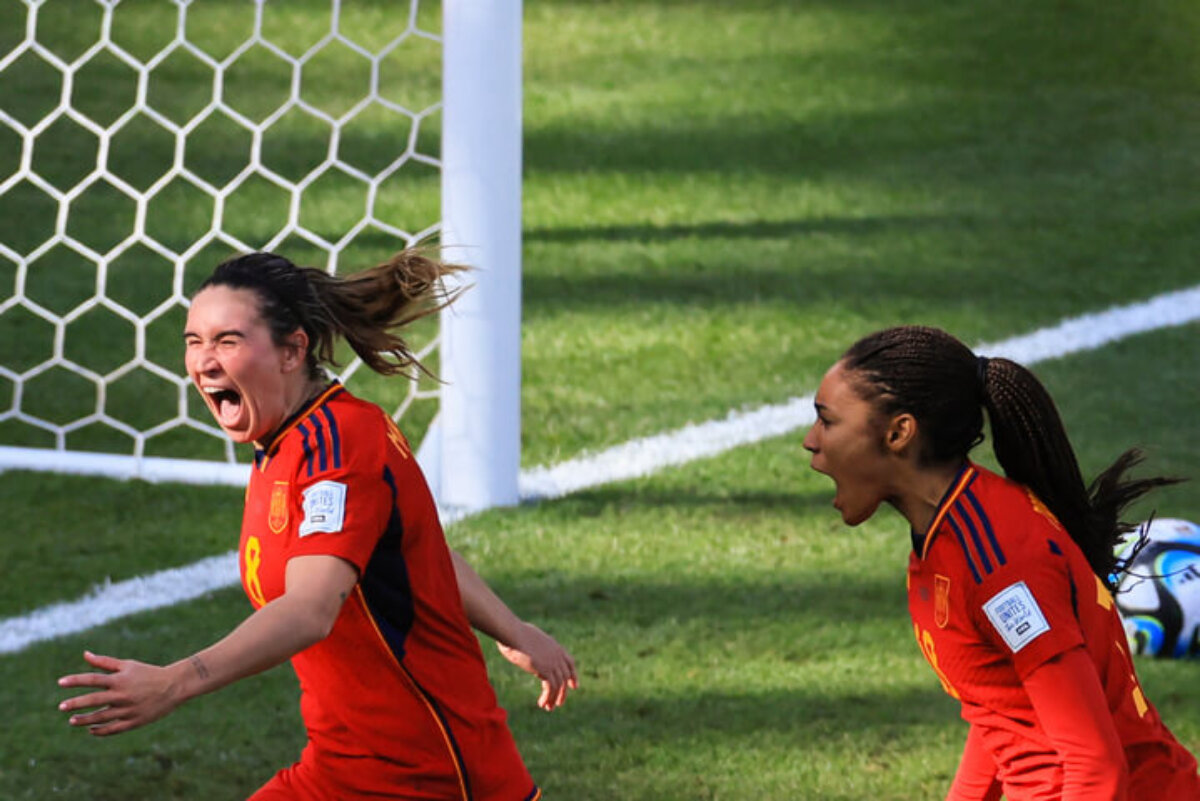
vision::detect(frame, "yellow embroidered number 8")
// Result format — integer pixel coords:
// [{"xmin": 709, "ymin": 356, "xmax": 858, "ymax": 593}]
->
[
  {"xmin": 244, "ymin": 535, "xmax": 267, "ymax": 608},
  {"xmin": 915, "ymin": 624, "xmax": 961, "ymax": 700}
]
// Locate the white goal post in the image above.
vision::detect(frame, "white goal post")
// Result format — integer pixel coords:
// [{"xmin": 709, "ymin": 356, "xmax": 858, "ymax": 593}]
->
[
  {"xmin": 0, "ymin": 0, "xmax": 521, "ymax": 514},
  {"xmin": 425, "ymin": 0, "xmax": 522, "ymax": 513}
]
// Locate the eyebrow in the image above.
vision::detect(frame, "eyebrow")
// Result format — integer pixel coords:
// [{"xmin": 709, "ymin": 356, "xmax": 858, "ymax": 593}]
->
[{"xmin": 182, "ymin": 329, "xmax": 246, "ymax": 341}]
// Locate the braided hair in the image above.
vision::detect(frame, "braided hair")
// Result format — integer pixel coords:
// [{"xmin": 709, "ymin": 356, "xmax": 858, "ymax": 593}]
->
[
  {"xmin": 842, "ymin": 325, "xmax": 1179, "ymax": 587},
  {"xmin": 197, "ymin": 249, "xmax": 466, "ymax": 380}
]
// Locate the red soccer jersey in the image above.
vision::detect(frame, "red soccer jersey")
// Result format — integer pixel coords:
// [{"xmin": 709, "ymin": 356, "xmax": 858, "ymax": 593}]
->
[
  {"xmin": 908, "ymin": 463, "xmax": 1200, "ymax": 799},
  {"xmin": 238, "ymin": 383, "xmax": 538, "ymax": 801}
]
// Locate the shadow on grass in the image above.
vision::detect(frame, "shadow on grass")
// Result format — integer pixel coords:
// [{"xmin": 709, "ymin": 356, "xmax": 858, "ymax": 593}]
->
[
  {"xmin": 538, "ymin": 482, "xmax": 835, "ymax": 517},
  {"xmin": 523, "ymin": 214, "xmax": 972, "ymax": 245},
  {"xmin": 510, "ymin": 684, "xmax": 957, "ymax": 747},
  {"xmin": 470, "ymin": 571, "xmax": 907, "ymax": 634}
]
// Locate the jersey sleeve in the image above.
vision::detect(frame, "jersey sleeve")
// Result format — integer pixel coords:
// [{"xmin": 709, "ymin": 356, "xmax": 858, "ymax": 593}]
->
[
  {"xmin": 1022, "ymin": 646, "xmax": 1129, "ymax": 799},
  {"xmin": 965, "ymin": 534, "xmax": 1085, "ymax": 678},
  {"xmin": 285, "ymin": 407, "xmax": 392, "ymax": 574}
]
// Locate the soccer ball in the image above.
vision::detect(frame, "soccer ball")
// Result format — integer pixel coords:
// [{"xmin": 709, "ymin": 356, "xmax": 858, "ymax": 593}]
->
[{"xmin": 1114, "ymin": 518, "xmax": 1200, "ymax": 658}]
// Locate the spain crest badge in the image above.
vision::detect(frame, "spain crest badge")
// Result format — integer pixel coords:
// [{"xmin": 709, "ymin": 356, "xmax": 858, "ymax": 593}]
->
[
  {"xmin": 269, "ymin": 481, "xmax": 289, "ymax": 534},
  {"xmin": 935, "ymin": 574, "xmax": 951, "ymax": 629}
]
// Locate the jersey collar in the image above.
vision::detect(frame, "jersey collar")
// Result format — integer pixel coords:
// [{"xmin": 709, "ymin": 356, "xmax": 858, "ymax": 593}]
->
[
  {"xmin": 253, "ymin": 380, "xmax": 344, "ymax": 467},
  {"xmin": 912, "ymin": 461, "xmax": 978, "ymax": 559}
]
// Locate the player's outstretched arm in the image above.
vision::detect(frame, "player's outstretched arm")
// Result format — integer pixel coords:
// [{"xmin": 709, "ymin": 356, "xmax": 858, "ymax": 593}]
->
[
  {"xmin": 57, "ymin": 554, "xmax": 357, "ymax": 736},
  {"xmin": 450, "ymin": 549, "xmax": 578, "ymax": 711}
]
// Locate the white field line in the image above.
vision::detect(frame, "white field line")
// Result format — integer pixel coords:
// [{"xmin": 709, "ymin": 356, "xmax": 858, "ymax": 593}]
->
[
  {"xmin": 3, "ymin": 284, "xmax": 1199, "ymax": 655},
  {"xmin": 518, "ymin": 283, "xmax": 1200, "ymax": 500}
]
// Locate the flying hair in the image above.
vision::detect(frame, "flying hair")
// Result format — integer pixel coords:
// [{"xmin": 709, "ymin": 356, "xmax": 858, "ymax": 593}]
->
[{"xmin": 196, "ymin": 248, "xmax": 468, "ymax": 380}]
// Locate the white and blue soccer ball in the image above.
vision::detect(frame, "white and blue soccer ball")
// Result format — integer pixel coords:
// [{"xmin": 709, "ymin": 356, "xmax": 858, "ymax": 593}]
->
[{"xmin": 1114, "ymin": 518, "xmax": 1200, "ymax": 659}]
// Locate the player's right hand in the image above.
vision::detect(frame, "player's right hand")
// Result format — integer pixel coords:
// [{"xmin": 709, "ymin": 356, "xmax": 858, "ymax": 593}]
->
[
  {"xmin": 57, "ymin": 650, "xmax": 184, "ymax": 736},
  {"xmin": 497, "ymin": 623, "xmax": 578, "ymax": 711}
]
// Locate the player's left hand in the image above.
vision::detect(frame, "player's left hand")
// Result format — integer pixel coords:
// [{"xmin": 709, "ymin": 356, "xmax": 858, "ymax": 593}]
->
[
  {"xmin": 497, "ymin": 623, "xmax": 578, "ymax": 712},
  {"xmin": 57, "ymin": 650, "xmax": 183, "ymax": 736}
]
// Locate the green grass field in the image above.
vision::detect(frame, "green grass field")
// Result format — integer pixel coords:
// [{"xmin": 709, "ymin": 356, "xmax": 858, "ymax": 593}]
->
[{"xmin": 3, "ymin": 1, "xmax": 1200, "ymax": 798}]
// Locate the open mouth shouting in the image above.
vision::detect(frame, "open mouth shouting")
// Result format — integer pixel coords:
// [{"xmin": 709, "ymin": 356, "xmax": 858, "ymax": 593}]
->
[
  {"xmin": 185, "ymin": 285, "xmax": 302, "ymax": 445},
  {"xmin": 202, "ymin": 385, "xmax": 245, "ymax": 430}
]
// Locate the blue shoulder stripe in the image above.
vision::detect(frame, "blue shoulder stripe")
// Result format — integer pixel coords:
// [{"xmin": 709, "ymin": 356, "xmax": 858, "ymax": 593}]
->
[
  {"xmin": 946, "ymin": 514, "xmax": 983, "ymax": 584},
  {"xmin": 311, "ymin": 412, "xmax": 329, "ymax": 473},
  {"xmin": 320, "ymin": 404, "xmax": 342, "ymax": 469},
  {"xmin": 296, "ymin": 421, "xmax": 315, "ymax": 477},
  {"xmin": 964, "ymin": 489, "xmax": 1005, "ymax": 566},
  {"xmin": 953, "ymin": 500, "xmax": 994, "ymax": 576}
]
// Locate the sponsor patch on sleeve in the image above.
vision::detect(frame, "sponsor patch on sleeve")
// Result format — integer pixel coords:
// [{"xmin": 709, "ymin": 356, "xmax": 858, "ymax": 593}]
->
[
  {"xmin": 299, "ymin": 480, "xmax": 347, "ymax": 537},
  {"xmin": 982, "ymin": 581, "xmax": 1050, "ymax": 653}
]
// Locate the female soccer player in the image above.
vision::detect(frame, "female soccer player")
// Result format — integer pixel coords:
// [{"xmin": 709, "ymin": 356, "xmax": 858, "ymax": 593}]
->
[
  {"xmin": 802, "ymin": 325, "xmax": 1200, "ymax": 800},
  {"xmin": 58, "ymin": 250, "xmax": 577, "ymax": 800}
]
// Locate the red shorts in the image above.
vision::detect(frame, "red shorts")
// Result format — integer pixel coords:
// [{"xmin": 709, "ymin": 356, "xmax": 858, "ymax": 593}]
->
[
  {"xmin": 247, "ymin": 755, "xmax": 331, "ymax": 801},
  {"xmin": 246, "ymin": 746, "xmax": 543, "ymax": 801},
  {"xmin": 248, "ymin": 770, "xmax": 321, "ymax": 800}
]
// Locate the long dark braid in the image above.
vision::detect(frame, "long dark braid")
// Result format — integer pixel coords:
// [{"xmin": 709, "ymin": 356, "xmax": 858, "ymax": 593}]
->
[
  {"xmin": 981, "ymin": 357, "xmax": 1179, "ymax": 585},
  {"xmin": 843, "ymin": 325, "xmax": 1180, "ymax": 587}
]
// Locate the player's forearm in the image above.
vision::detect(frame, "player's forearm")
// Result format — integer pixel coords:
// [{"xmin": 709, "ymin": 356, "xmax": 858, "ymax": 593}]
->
[
  {"xmin": 170, "ymin": 594, "xmax": 333, "ymax": 702},
  {"xmin": 1023, "ymin": 647, "xmax": 1129, "ymax": 800},
  {"xmin": 947, "ymin": 724, "xmax": 1002, "ymax": 801},
  {"xmin": 450, "ymin": 549, "xmax": 525, "ymax": 646}
]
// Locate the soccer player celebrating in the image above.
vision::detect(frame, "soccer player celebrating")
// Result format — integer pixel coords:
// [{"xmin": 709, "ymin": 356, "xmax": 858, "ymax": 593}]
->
[
  {"xmin": 58, "ymin": 250, "xmax": 577, "ymax": 800},
  {"xmin": 802, "ymin": 325, "xmax": 1200, "ymax": 800}
]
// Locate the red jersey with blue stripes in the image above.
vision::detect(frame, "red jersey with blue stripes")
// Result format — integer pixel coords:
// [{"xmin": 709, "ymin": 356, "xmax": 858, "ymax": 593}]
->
[
  {"xmin": 239, "ymin": 383, "xmax": 538, "ymax": 801},
  {"xmin": 908, "ymin": 463, "xmax": 1199, "ymax": 799}
]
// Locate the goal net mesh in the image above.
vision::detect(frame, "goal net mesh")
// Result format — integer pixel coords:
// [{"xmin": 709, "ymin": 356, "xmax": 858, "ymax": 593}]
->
[{"xmin": 0, "ymin": 0, "xmax": 445, "ymax": 476}]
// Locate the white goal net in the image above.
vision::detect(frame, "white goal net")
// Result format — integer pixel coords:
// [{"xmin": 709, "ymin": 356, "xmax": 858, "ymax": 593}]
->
[{"xmin": 0, "ymin": 0, "xmax": 522, "ymax": 511}]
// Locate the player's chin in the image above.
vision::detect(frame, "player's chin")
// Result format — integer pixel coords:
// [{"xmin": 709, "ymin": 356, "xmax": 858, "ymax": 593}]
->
[
  {"xmin": 838, "ymin": 508, "xmax": 866, "ymax": 526},
  {"xmin": 836, "ymin": 496, "xmax": 879, "ymax": 527},
  {"xmin": 217, "ymin": 418, "xmax": 257, "ymax": 444}
]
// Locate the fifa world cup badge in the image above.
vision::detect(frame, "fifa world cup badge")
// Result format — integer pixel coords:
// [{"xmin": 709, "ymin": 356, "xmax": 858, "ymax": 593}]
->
[
  {"xmin": 269, "ymin": 481, "xmax": 289, "ymax": 534},
  {"xmin": 935, "ymin": 574, "xmax": 951, "ymax": 628}
]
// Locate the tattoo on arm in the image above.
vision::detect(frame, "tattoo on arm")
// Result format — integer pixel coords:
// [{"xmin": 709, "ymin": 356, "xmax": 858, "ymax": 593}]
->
[{"xmin": 190, "ymin": 655, "xmax": 210, "ymax": 681}]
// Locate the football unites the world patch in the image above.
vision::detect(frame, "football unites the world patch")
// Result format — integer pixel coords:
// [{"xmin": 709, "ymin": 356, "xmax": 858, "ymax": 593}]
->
[
  {"xmin": 299, "ymin": 480, "xmax": 348, "ymax": 537},
  {"xmin": 983, "ymin": 581, "xmax": 1051, "ymax": 653}
]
